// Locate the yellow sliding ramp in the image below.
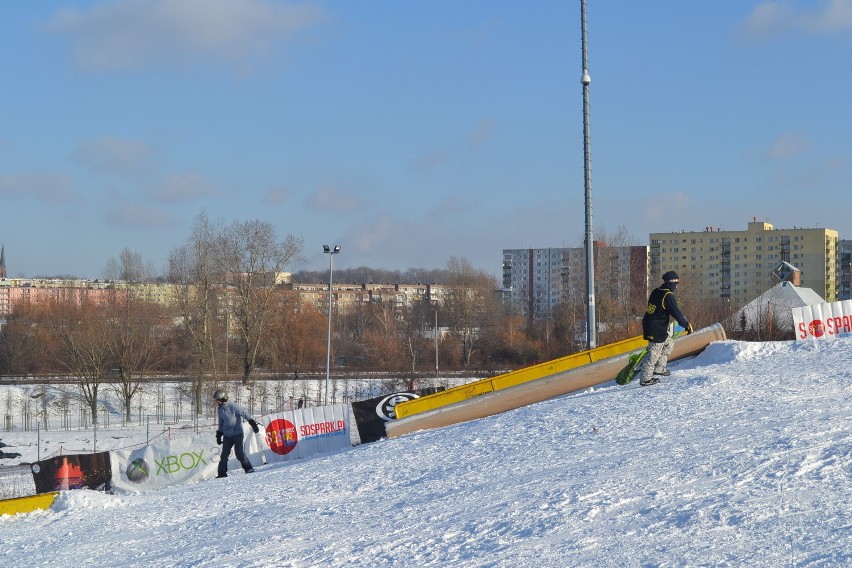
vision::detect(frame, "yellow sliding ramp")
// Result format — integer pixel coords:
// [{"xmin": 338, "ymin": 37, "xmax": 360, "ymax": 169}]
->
[
  {"xmin": 0, "ymin": 492, "xmax": 58, "ymax": 516},
  {"xmin": 387, "ymin": 323, "xmax": 727, "ymax": 438},
  {"xmin": 395, "ymin": 334, "xmax": 648, "ymax": 420}
]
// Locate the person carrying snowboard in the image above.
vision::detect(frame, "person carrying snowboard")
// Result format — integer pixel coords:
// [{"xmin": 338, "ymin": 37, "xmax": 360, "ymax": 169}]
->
[
  {"xmin": 640, "ymin": 271, "xmax": 693, "ymax": 386},
  {"xmin": 214, "ymin": 388, "xmax": 260, "ymax": 478}
]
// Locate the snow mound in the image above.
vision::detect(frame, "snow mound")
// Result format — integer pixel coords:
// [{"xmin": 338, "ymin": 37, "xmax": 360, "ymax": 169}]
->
[{"xmin": 52, "ymin": 489, "xmax": 128, "ymax": 512}]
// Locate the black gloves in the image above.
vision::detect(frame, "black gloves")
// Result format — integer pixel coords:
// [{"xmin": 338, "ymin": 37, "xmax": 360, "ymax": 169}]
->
[
  {"xmin": 248, "ymin": 419, "xmax": 259, "ymax": 433},
  {"xmin": 216, "ymin": 431, "xmax": 223, "ymax": 445}
]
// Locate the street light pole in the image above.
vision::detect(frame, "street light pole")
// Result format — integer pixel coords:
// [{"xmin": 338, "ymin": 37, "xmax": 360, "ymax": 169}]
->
[
  {"xmin": 581, "ymin": 0, "xmax": 597, "ymax": 350},
  {"xmin": 323, "ymin": 244, "xmax": 341, "ymax": 405},
  {"xmin": 434, "ymin": 305, "xmax": 439, "ymax": 378}
]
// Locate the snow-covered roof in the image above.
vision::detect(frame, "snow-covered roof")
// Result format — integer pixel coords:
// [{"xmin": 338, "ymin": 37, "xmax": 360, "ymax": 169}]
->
[{"xmin": 728, "ymin": 281, "xmax": 824, "ymax": 332}]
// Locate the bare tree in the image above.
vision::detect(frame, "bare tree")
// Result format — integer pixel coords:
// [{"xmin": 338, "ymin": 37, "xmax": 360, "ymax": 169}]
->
[
  {"xmin": 593, "ymin": 226, "xmax": 644, "ymax": 344},
  {"xmin": 103, "ymin": 249, "xmax": 167, "ymax": 421},
  {"xmin": 215, "ymin": 219, "xmax": 304, "ymax": 384},
  {"xmin": 399, "ymin": 301, "xmax": 435, "ymax": 377},
  {"xmin": 44, "ymin": 299, "xmax": 111, "ymax": 424},
  {"xmin": 168, "ymin": 212, "xmax": 222, "ymax": 413},
  {"xmin": 0, "ymin": 303, "xmax": 51, "ymax": 375},
  {"xmin": 264, "ymin": 294, "xmax": 326, "ymax": 378},
  {"xmin": 443, "ymin": 256, "xmax": 499, "ymax": 367},
  {"xmin": 103, "ymin": 248, "xmax": 156, "ymax": 282}
]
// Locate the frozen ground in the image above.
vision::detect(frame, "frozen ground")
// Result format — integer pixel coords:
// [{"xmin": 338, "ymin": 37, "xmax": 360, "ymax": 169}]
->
[{"xmin": 1, "ymin": 338, "xmax": 851, "ymax": 567}]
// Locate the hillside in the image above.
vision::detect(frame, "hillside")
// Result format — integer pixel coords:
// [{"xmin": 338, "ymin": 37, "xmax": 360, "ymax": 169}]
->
[{"xmin": 1, "ymin": 338, "xmax": 851, "ymax": 566}]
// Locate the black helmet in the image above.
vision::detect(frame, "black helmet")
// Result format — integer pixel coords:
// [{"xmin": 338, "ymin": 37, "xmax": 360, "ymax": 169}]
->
[
  {"xmin": 662, "ymin": 271, "xmax": 680, "ymax": 282},
  {"xmin": 213, "ymin": 388, "xmax": 228, "ymax": 401}
]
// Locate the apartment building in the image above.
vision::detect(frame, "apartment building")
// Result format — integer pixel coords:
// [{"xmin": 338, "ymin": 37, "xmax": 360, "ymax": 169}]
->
[
  {"xmin": 650, "ymin": 220, "xmax": 839, "ymax": 307},
  {"xmin": 840, "ymin": 240, "xmax": 852, "ymax": 300},
  {"xmin": 502, "ymin": 245, "xmax": 648, "ymax": 319},
  {"xmin": 291, "ymin": 281, "xmax": 452, "ymax": 316}
]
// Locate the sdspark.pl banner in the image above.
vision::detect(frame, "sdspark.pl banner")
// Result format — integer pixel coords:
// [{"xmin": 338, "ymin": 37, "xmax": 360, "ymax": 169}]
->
[
  {"xmin": 792, "ymin": 299, "xmax": 852, "ymax": 340},
  {"xmin": 257, "ymin": 404, "xmax": 351, "ymax": 463}
]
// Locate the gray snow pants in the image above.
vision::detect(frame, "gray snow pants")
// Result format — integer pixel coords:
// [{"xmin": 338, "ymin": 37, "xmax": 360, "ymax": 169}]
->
[{"xmin": 641, "ymin": 336, "xmax": 674, "ymax": 383}]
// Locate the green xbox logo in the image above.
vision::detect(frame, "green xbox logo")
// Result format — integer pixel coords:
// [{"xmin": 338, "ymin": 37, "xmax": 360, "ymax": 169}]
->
[{"xmin": 126, "ymin": 457, "xmax": 150, "ymax": 483}]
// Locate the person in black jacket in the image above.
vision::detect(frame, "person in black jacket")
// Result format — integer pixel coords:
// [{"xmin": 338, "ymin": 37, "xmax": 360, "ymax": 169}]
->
[{"xmin": 639, "ymin": 271, "xmax": 693, "ymax": 386}]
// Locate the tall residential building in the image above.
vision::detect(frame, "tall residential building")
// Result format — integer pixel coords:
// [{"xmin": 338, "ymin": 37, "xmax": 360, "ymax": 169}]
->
[
  {"xmin": 502, "ymin": 245, "xmax": 648, "ymax": 319},
  {"xmin": 650, "ymin": 220, "xmax": 839, "ymax": 307},
  {"xmin": 840, "ymin": 240, "xmax": 852, "ymax": 300}
]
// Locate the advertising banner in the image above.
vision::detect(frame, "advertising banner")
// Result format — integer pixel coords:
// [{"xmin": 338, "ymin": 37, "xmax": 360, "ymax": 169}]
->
[
  {"xmin": 110, "ymin": 434, "xmax": 218, "ymax": 493},
  {"xmin": 31, "ymin": 452, "xmax": 112, "ymax": 494},
  {"xmin": 257, "ymin": 404, "xmax": 351, "ymax": 463},
  {"xmin": 110, "ymin": 425, "xmax": 263, "ymax": 493},
  {"xmin": 792, "ymin": 300, "xmax": 852, "ymax": 340},
  {"xmin": 351, "ymin": 391, "xmax": 420, "ymax": 444}
]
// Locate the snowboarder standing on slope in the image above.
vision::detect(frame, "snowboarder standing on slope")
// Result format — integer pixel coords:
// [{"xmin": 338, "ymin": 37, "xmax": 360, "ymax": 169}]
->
[
  {"xmin": 640, "ymin": 271, "xmax": 693, "ymax": 387},
  {"xmin": 214, "ymin": 388, "xmax": 260, "ymax": 478}
]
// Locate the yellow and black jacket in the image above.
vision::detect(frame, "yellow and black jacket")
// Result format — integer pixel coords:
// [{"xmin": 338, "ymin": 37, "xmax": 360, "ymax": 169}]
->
[{"xmin": 642, "ymin": 283, "xmax": 690, "ymax": 343}]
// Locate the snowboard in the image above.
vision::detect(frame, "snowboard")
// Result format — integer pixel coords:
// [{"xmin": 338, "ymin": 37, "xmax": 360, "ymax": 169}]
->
[
  {"xmin": 615, "ymin": 328, "xmax": 687, "ymax": 386},
  {"xmin": 615, "ymin": 349, "xmax": 647, "ymax": 385}
]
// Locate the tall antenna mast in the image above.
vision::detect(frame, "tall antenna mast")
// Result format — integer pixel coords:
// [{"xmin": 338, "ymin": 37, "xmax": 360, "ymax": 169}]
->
[{"xmin": 581, "ymin": 0, "xmax": 596, "ymax": 349}]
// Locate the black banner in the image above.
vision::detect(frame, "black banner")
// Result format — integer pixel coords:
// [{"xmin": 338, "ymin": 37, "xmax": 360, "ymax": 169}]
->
[
  {"xmin": 351, "ymin": 387, "xmax": 443, "ymax": 444},
  {"xmin": 31, "ymin": 452, "xmax": 112, "ymax": 494}
]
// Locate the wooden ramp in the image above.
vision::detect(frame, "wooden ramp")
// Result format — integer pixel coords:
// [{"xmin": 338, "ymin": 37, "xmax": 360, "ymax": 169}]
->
[{"xmin": 386, "ymin": 323, "xmax": 727, "ymax": 438}]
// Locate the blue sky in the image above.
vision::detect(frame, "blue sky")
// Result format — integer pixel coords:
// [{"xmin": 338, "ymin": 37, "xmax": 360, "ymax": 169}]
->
[{"xmin": 1, "ymin": 1, "xmax": 851, "ymax": 280}]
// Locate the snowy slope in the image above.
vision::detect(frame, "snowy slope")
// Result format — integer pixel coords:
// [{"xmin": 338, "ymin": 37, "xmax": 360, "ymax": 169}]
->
[{"xmin": 1, "ymin": 338, "xmax": 851, "ymax": 567}]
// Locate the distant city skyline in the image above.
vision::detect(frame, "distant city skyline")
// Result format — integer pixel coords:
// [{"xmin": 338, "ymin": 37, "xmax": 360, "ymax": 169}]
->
[{"xmin": 2, "ymin": 1, "xmax": 851, "ymax": 280}]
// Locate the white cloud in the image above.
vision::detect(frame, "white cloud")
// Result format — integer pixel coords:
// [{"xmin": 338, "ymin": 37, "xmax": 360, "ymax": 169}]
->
[
  {"xmin": 409, "ymin": 149, "xmax": 448, "ymax": 172},
  {"xmin": 470, "ymin": 118, "xmax": 494, "ymax": 147},
  {"xmin": 153, "ymin": 171, "xmax": 227, "ymax": 202},
  {"xmin": 105, "ymin": 204, "xmax": 175, "ymax": 227},
  {"xmin": 344, "ymin": 212, "xmax": 403, "ymax": 253},
  {"xmin": 262, "ymin": 186, "xmax": 291, "ymax": 205},
  {"xmin": 45, "ymin": 0, "xmax": 327, "ymax": 72},
  {"xmin": 431, "ymin": 195, "xmax": 476, "ymax": 218},
  {"xmin": 305, "ymin": 185, "xmax": 367, "ymax": 212},
  {"xmin": 741, "ymin": 0, "xmax": 852, "ymax": 40},
  {"xmin": 765, "ymin": 131, "xmax": 812, "ymax": 159},
  {"xmin": 72, "ymin": 136, "xmax": 152, "ymax": 174},
  {"xmin": 0, "ymin": 173, "xmax": 77, "ymax": 203}
]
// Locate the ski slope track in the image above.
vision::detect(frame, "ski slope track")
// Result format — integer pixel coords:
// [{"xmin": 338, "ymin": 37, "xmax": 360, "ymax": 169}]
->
[{"xmin": 1, "ymin": 338, "xmax": 851, "ymax": 567}]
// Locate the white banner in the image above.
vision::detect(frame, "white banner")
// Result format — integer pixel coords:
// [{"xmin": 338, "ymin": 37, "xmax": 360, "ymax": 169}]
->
[
  {"xmin": 110, "ymin": 424, "xmax": 263, "ymax": 493},
  {"xmin": 792, "ymin": 300, "xmax": 852, "ymax": 340},
  {"xmin": 110, "ymin": 433, "xmax": 219, "ymax": 493},
  {"xmin": 257, "ymin": 404, "xmax": 352, "ymax": 463}
]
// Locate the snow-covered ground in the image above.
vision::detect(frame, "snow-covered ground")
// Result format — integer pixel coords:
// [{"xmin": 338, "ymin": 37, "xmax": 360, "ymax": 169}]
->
[{"xmin": 1, "ymin": 338, "xmax": 851, "ymax": 567}]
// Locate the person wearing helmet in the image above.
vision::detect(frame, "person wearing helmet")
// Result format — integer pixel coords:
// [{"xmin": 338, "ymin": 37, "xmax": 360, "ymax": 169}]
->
[
  {"xmin": 639, "ymin": 271, "xmax": 693, "ymax": 386},
  {"xmin": 213, "ymin": 388, "xmax": 260, "ymax": 478}
]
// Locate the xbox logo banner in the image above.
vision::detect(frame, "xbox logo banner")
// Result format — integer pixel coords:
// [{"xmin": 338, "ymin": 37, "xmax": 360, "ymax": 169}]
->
[{"xmin": 109, "ymin": 434, "xmax": 224, "ymax": 493}]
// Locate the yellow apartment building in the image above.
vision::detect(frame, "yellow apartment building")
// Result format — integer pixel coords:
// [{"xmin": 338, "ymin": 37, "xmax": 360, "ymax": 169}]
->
[{"xmin": 650, "ymin": 220, "xmax": 838, "ymax": 307}]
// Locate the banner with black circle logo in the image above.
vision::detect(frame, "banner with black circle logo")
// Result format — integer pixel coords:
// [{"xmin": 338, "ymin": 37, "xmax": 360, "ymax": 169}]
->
[{"xmin": 350, "ymin": 388, "xmax": 443, "ymax": 444}]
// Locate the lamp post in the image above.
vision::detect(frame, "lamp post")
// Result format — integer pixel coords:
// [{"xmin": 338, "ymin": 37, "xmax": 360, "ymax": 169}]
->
[
  {"xmin": 433, "ymin": 303, "xmax": 439, "ymax": 379},
  {"xmin": 581, "ymin": 0, "xmax": 597, "ymax": 350},
  {"xmin": 323, "ymin": 244, "xmax": 341, "ymax": 405}
]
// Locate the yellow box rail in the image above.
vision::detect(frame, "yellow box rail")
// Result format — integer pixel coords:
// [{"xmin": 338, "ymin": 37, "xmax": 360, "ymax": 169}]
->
[
  {"xmin": 395, "ymin": 335, "xmax": 646, "ymax": 419},
  {"xmin": 0, "ymin": 492, "xmax": 58, "ymax": 516}
]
